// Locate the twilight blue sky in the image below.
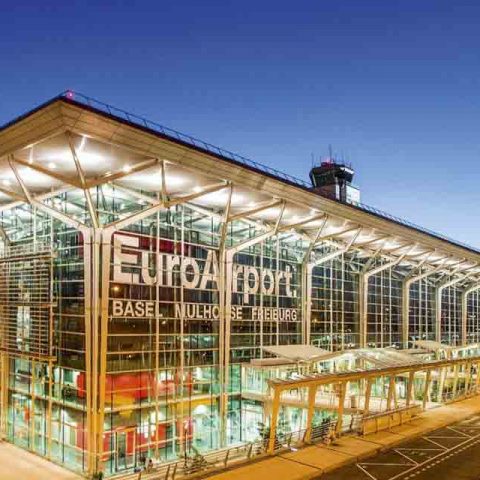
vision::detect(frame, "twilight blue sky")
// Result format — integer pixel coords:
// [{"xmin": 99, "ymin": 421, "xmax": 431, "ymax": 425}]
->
[{"xmin": 1, "ymin": 1, "xmax": 480, "ymax": 246}]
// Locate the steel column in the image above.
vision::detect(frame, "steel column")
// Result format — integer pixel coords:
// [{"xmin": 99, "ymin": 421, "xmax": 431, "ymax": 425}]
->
[
  {"xmin": 268, "ymin": 389, "xmax": 281, "ymax": 454},
  {"xmin": 363, "ymin": 377, "xmax": 373, "ymax": 415},
  {"xmin": 406, "ymin": 371, "xmax": 415, "ymax": 406},
  {"xmin": 335, "ymin": 382, "xmax": 347, "ymax": 434},
  {"xmin": 304, "ymin": 385, "xmax": 318, "ymax": 443},
  {"xmin": 422, "ymin": 370, "xmax": 431, "ymax": 409},
  {"xmin": 387, "ymin": 376, "xmax": 396, "ymax": 410}
]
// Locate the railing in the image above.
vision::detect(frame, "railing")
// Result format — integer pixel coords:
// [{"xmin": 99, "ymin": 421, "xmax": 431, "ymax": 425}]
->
[
  {"xmin": 441, "ymin": 383, "xmax": 480, "ymax": 403},
  {"xmin": 310, "ymin": 420, "xmax": 338, "ymax": 443},
  {"xmin": 273, "ymin": 428, "xmax": 308, "ymax": 451},
  {"xmin": 361, "ymin": 404, "xmax": 422, "ymax": 435},
  {"xmin": 114, "ymin": 442, "xmax": 262, "ymax": 480},
  {"xmin": 113, "ymin": 424, "xmax": 342, "ymax": 480}
]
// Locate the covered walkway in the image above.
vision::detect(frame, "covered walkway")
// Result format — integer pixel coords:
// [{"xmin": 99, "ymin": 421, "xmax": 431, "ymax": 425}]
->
[
  {"xmin": 266, "ymin": 348, "xmax": 480, "ymax": 452},
  {"xmin": 207, "ymin": 394, "xmax": 480, "ymax": 480}
]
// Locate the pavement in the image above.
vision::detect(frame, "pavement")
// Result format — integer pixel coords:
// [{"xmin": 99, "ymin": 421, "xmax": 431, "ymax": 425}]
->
[
  {"xmin": 321, "ymin": 414, "xmax": 480, "ymax": 479},
  {"xmin": 208, "ymin": 395, "xmax": 480, "ymax": 480},
  {"xmin": 0, "ymin": 441, "xmax": 81, "ymax": 480}
]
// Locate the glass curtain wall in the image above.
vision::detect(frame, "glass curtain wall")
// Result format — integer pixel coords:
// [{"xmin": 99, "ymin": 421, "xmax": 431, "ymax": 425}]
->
[
  {"xmin": 1, "ymin": 202, "xmax": 88, "ymax": 473},
  {"xmin": 366, "ymin": 263, "xmax": 403, "ymax": 348},
  {"xmin": 106, "ymin": 205, "xmax": 222, "ymax": 473},
  {"xmin": 408, "ymin": 278, "xmax": 437, "ymax": 343},
  {"xmin": 0, "ymin": 182, "xmax": 473, "ymax": 477},
  {"xmin": 466, "ymin": 290, "xmax": 480, "ymax": 344},
  {"xmin": 310, "ymin": 254, "xmax": 360, "ymax": 350},
  {"xmin": 440, "ymin": 284, "xmax": 462, "ymax": 346}
]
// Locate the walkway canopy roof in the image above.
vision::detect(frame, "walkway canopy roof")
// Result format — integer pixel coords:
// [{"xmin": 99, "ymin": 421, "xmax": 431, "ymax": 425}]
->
[
  {"xmin": 412, "ymin": 340, "xmax": 453, "ymax": 353},
  {"xmin": 257, "ymin": 345, "xmax": 423, "ymax": 369},
  {"xmin": 261, "ymin": 345, "xmax": 337, "ymax": 363},
  {"xmin": 0, "ymin": 91, "xmax": 480, "ymax": 282}
]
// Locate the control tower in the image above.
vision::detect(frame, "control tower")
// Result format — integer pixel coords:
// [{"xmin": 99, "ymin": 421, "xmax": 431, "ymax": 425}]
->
[{"xmin": 309, "ymin": 159, "xmax": 360, "ymax": 204}]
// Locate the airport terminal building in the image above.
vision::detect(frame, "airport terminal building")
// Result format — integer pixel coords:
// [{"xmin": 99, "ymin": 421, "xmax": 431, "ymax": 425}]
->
[{"xmin": 1, "ymin": 92, "xmax": 480, "ymax": 477}]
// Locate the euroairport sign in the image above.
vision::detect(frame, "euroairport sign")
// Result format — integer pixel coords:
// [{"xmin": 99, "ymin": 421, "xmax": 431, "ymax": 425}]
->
[{"xmin": 110, "ymin": 234, "xmax": 299, "ymax": 321}]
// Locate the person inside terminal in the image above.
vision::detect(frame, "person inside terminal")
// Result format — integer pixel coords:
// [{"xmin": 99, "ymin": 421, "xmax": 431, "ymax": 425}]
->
[{"xmin": 1, "ymin": 91, "xmax": 480, "ymax": 477}]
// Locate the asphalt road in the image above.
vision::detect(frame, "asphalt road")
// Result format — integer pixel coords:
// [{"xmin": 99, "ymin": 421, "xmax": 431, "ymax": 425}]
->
[{"xmin": 319, "ymin": 415, "xmax": 480, "ymax": 480}]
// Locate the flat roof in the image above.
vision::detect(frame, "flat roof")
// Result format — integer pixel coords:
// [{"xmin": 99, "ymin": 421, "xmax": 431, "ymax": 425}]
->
[
  {"xmin": 1, "ymin": 91, "xmax": 479, "ymax": 278},
  {"xmin": 262, "ymin": 345, "xmax": 337, "ymax": 363},
  {"xmin": 7, "ymin": 90, "xmax": 475, "ymax": 257}
]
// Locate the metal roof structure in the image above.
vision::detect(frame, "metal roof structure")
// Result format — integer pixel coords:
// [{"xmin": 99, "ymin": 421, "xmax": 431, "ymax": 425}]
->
[
  {"xmin": 3, "ymin": 92, "xmax": 480, "ymax": 478},
  {"xmin": 412, "ymin": 340, "xmax": 453, "ymax": 352},
  {"xmin": 3, "ymin": 92, "xmax": 477, "ymax": 252},
  {"xmin": 258, "ymin": 345, "xmax": 424, "ymax": 369},
  {"xmin": 261, "ymin": 345, "xmax": 335, "ymax": 363},
  {"xmin": 0, "ymin": 90, "xmax": 479, "ymax": 282}
]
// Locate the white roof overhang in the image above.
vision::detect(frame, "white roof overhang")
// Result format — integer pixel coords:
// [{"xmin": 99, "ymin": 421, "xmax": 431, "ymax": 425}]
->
[
  {"xmin": 261, "ymin": 345, "xmax": 338, "ymax": 363},
  {"xmin": 0, "ymin": 96, "xmax": 479, "ymax": 277}
]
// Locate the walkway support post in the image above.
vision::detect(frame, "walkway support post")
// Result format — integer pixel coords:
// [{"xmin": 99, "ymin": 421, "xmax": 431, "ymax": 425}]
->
[
  {"xmin": 335, "ymin": 382, "xmax": 347, "ymax": 434},
  {"xmin": 422, "ymin": 370, "xmax": 431, "ymax": 409},
  {"xmin": 438, "ymin": 367, "xmax": 447, "ymax": 403},
  {"xmin": 364, "ymin": 378, "xmax": 373, "ymax": 415},
  {"xmin": 304, "ymin": 385, "xmax": 318, "ymax": 443},
  {"xmin": 476, "ymin": 362, "xmax": 480, "ymax": 392},
  {"xmin": 465, "ymin": 361, "xmax": 472, "ymax": 395},
  {"xmin": 406, "ymin": 371, "xmax": 415, "ymax": 406},
  {"xmin": 268, "ymin": 388, "xmax": 281, "ymax": 454},
  {"xmin": 452, "ymin": 364, "xmax": 460, "ymax": 398},
  {"xmin": 387, "ymin": 376, "xmax": 396, "ymax": 410}
]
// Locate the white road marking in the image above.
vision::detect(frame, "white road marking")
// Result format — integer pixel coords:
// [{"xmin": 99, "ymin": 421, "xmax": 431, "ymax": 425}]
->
[{"xmin": 353, "ymin": 415, "xmax": 480, "ymax": 480}]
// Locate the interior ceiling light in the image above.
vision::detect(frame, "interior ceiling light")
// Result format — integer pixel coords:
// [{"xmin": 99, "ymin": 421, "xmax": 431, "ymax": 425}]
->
[
  {"xmin": 48, "ymin": 162, "xmax": 56, "ymax": 170},
  {"xmin": 122, "ymin": 164, "xmax": 132, "ymax": 173}
]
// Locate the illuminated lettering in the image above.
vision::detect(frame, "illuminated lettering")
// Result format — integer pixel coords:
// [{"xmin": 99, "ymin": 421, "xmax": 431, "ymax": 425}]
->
[{"xmin": 112, "ymin": 234, "xmax": 297, "ymax": 303}]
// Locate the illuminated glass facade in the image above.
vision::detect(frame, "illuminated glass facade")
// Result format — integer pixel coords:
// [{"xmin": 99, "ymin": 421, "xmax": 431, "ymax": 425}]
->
[{"xmin": 0, "ymin": 92, "xmax": 480, "ymax": 477}]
